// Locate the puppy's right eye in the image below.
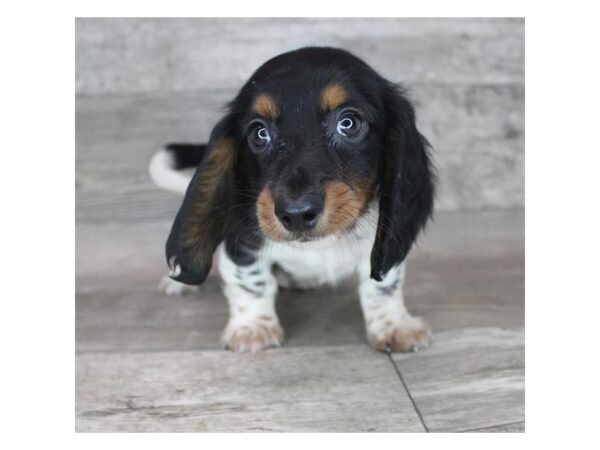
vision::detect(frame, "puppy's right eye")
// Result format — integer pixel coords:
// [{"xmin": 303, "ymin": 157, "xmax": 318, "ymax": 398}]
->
[{"xmin": 248, "ymin": 123, "xmax": 271, "ymax": 152}]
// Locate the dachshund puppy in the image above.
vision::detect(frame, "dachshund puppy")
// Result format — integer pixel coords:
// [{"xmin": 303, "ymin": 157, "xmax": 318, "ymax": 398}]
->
[{"xmin": 149, "ymin": 47, "xmax": 435, "ymax": 353}]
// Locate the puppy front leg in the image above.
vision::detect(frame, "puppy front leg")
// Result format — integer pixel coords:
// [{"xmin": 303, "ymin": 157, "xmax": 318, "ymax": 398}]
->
[
  {"xmin": 358, "ymin": 261, "xmax": 431, "ymax": 352},
  {"xmin": 217, "ymin": 245, "xmax": 283, "ymax": 353}
]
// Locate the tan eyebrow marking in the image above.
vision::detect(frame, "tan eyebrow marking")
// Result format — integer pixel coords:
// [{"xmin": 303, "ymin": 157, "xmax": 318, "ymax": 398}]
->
[
  {"xmin": 320, "ymin": 83, "xmax": 348, "ymax": 111},
  {"xmin": 252, "ymin": 94, "xmax": 279, "ymax": 119}
]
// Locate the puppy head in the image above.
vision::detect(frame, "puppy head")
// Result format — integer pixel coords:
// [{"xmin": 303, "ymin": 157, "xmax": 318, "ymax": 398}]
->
[
  {"xmin": 247, "ymin": 49, "xmax": 386, "ymax": 243},
  {"xmin": 166, "ymin": 47, "xmax": 434, "ymax": 284}
]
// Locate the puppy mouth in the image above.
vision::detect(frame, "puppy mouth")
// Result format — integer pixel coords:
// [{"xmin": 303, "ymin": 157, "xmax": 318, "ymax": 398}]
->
[
  {"xmin": 271, "ymin": 226, "xmax": 353, "ymax": 244},
  {"xmin": 269, "ymin": 226, "xmax": 331, "ymax": 243},
  {"xmin": 291, "ymin": 231, "xmax": 326, "ymax": 243}
]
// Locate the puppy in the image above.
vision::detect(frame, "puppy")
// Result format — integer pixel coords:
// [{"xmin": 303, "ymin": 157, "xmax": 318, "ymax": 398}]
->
[{"xmin": 149, "ymin": 47, "xmax": 435, "ymax": 353}]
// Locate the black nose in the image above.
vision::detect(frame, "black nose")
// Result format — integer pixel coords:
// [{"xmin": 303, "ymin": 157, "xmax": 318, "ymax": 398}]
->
[{"xmin": 274, "ymin": 194, "xmax": 324, "ymax": 232}]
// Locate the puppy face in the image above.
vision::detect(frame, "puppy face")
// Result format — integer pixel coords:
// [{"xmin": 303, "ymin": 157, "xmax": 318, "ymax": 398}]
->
[
  {"xmin": 166, "ymin": 47, "xmax": 435, "ymax": 285},
  {"xmin": 240, "ymin": 65, "xmax": 385, "ymax": 242}
]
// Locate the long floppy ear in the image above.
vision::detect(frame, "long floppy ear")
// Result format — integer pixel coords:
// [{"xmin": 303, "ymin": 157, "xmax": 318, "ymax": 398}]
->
[
  {"xmin": 166, "ymin": 114, "xmax": 239, "ymax": 285},
  {"xmin": 370, "ymin": 85, "xmax": 435, "ymax": 281}
]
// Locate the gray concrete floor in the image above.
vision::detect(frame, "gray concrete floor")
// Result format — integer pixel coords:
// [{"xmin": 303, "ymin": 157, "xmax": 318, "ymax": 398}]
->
[{"xmin": 75, "ymin": 209, "xmax": 524, "ymax": 432}]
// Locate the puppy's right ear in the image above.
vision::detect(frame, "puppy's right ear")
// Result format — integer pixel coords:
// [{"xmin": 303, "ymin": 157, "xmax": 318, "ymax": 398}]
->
[{"xmin": 166, "ymin": 114, "xmax": 239, "ymax": 285}]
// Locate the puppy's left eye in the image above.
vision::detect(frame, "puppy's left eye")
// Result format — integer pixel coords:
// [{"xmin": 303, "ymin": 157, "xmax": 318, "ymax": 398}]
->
[{"xmin": 336, "ymin": 113, "xmax": 363, "ymax": 137}]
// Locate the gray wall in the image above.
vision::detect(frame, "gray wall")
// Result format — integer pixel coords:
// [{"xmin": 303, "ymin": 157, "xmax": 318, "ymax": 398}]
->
[{"xmin": 76, "ymin": 18, "xmax": 524, "ymax": 221}]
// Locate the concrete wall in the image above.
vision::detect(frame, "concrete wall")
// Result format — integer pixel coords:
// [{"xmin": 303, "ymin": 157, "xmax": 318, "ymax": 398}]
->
[{"xmin": 75, "ymin": 18, "xmax": 524, "ymax": 221}]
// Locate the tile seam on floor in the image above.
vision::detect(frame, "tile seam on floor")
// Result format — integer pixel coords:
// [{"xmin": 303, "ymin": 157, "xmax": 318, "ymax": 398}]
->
[
  {"xmin": 387, "ymin": 353, "xmax": 429, "ymax": 432},
  {"xmin": 458, "ymin": 420, "xmax": 525, "ymax": 433}
]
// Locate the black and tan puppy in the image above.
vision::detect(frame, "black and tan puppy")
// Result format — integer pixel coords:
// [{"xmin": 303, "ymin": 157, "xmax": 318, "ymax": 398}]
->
[{"xmin": 150, "ymin": 47, "xmax": 435, "ymax": 353}]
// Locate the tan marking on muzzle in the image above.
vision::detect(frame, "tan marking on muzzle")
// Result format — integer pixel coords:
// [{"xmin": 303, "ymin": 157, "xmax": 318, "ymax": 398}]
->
[
  {"xmin": 257, "ymin": 181, "xmax": 373, "ymax": 241},
  {"xmin": 256, "ymin": 188, "xmax": 289, "ymax": 241},
  {"xmin": 319, "ymin": 181, "xmax": 371, "ymax": 235}
]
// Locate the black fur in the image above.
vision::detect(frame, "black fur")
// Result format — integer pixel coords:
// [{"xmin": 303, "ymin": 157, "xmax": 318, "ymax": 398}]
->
[
  {"xmin": 165, "ymin": 143, "xmax": 209, "ymax": 170},
  {"xmin": 165, "ymin": 47, "xmax": 435, "ymax": 285},
  {"xmin": 370, "ymin": 84, "xmax": 436, "ymax": 281}
]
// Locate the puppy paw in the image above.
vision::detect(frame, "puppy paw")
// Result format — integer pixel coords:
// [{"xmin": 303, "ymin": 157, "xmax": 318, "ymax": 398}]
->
[
  {"xmin": 368, "ymin": 315, "xmax": 431, "ymax": 353},
  {"xmin": 221, "ymin": 317, "xmax": 284, "ymax": 353},
  {"xmin": 159, "ymin": 275, "xmax": 199, "ymax": 296}
]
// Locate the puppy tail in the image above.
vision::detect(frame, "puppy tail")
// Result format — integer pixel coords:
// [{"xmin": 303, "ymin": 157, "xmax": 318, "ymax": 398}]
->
[{"xmin": 149, "ymin": 143, "xmax": 208, "ymax": 195}]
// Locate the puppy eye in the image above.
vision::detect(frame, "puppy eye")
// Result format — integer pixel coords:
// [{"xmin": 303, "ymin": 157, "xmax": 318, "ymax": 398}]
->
[
  {"xmin": 336, "ymin": 113, "xmax": 363, "ymax": 137},
  {"xmin": 248, "ymin": 123, "xmax": 271, "ymax": 152},
  {"xmin": 256, "ymin": 127, "xmax": 270, "ymax": 142}
]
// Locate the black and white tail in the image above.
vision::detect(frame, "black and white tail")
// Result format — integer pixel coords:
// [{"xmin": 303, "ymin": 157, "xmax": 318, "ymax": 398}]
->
[{"xmin": 148, "ymin": 143, "xmax": 208, "ymax": 195}]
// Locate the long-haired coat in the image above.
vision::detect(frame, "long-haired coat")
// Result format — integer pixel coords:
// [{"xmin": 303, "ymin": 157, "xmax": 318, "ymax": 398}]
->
[{"xmin": 149, "ymin": 47, "xmax": 435, "ymax": 353}]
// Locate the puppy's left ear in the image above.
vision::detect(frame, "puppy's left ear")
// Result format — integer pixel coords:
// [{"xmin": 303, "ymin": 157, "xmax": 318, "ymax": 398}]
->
[
  {"xmin": 166, "ymin": 114, "xmax": 239, "ymax": 285},
  {"xmin": 370, "ymin": 85, "xmax": 435, "ymax": 281}
]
